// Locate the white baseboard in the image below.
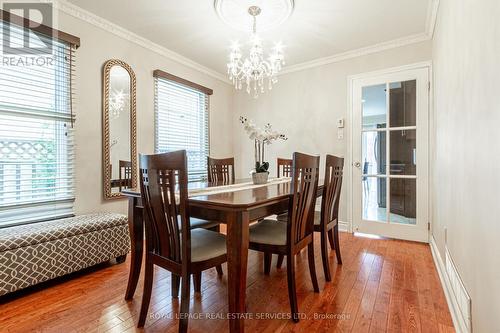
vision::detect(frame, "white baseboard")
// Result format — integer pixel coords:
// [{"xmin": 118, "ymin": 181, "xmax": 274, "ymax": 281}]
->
[
  {"xmin": 429, "ymin": 236, "xmax": 470, "ymax": 333},
  {"xmin": 338, "ymin": 220, "xmax": 350, "ymax": 232}
]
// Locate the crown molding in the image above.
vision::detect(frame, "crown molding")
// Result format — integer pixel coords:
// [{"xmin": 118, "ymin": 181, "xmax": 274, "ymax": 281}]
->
[
  {"xmin": 279, "ymin": 32, "xmax": 430, "ymax": 75},
  {"xmin": 278, "ymin": 0, "xmax": 438, "ymax": 76},
  {"xmin": 52, "ymin": 0, "xmax": 231, "ymax": 84},
  {"xmin": 425, "ymin": 0, "xmax": 440, "ymax": 38}
]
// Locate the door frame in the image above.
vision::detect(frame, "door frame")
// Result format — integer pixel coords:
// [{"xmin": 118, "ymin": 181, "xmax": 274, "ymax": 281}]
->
[{"xmin": 347, "ymin": 61, "xmax": 433, "ymax": 242}]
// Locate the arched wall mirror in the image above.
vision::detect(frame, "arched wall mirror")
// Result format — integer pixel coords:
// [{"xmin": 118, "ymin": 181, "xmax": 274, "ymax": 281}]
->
[{"xmin": 102, "ymin": 59, "xmax": 137, "ymax": 200}]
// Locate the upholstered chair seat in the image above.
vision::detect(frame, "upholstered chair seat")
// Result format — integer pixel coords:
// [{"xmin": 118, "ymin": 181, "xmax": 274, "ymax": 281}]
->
[
  {"xmin": 190, "ymin": 218, "xmax": 220, "ymax": 229},
  {"xmin": 177, "ymin": 217, "xmax": 220, "ymax": 230},
  {"xmin": 189, "ymin": 229, "xmax": 227, "ymax": 262},
  {"xmin": 314, "ymin": 212, "xmax": 321, "ymax": 225},
  {"xmin": 249, "ymin": 219, "xmax": 287, "ymax": 246},
  {"xmin": 313, "ymin": 211, "xmax": 339, "ymax": 226},
  {"xmin": 278, "ymin": 211, "xmax": 326, "ymax": 225},
  {"xmin": 276, "ymin": 212, "xmax": 288, "ymax": 222}
]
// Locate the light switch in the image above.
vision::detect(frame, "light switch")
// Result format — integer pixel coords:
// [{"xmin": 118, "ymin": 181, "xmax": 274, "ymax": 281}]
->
[
  {"xmin": 337, "ymin": 118, "xmax": 344, "ymax": 128},
  {"xmin": 337, "ymin": 128, "xmax": 344, "ymax": 140}
]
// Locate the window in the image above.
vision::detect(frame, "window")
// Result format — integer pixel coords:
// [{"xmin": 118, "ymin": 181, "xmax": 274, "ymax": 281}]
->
[
  {"xmin": 154, "ymin": 71, "xmax": 211, "ymax": 181},
  {"xmin": 0, "ymin": 20, "xmax": 77, "ymax": 227}
]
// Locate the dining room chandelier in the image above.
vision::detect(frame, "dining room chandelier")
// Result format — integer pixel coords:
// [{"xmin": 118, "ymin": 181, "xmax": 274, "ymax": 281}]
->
[{"xmin": 227, "ymin": 5, "xmax": 285, "ymax": 98}]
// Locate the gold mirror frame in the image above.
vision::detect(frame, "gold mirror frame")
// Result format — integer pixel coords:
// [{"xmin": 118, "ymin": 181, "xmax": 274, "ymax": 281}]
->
[{"xmin": 102, "ymin": 59, "xmax": 137, "ymax": 200}]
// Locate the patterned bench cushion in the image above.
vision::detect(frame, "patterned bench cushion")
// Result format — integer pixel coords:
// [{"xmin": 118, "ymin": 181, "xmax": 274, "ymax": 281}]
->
[
  {"xmin": 0, "ymin": 213, "xmax": 128, "ymax": 252},
  {"xmin": 0, "ymin": 213, "xmax": 130, "ymax": 296},
  {"xmin": 0, "ymin": 224, "xmax": 130, "ymax": 296}
]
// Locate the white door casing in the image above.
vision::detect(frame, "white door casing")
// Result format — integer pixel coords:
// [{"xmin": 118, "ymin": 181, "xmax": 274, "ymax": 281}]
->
[{"xmin": 350, "ymin": 64, "xmax": 430, "ymax": 242}]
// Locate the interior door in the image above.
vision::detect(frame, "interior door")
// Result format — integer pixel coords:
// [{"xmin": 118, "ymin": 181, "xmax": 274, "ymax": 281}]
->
[{"xmin": 352, "ymin": 67, "xmax": 429, "ymax": 242}]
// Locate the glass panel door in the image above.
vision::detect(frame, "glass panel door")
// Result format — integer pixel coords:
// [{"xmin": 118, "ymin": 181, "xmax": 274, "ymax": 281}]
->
[{"xmin": 352, "ymin": 67, "xmax": 429, "ymax": 242}]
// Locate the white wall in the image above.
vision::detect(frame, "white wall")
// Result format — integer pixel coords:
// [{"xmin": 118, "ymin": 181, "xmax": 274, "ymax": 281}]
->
[
  {"xmin": 232, "ymin": 41, "xmax": 432, "ymax": 223},
  {"xmin": 431, "ymin": 0, "xmax": 500, "ymax": 331},
  {"xmin": 56, "ymin": 11, "xmax": 233, "ymax": 216}
]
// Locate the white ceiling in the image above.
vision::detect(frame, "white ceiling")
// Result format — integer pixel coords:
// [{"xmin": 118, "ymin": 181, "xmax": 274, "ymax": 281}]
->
[{"xmin": 65, "ymin": 0, "xmax": 431, "ymax": 76}]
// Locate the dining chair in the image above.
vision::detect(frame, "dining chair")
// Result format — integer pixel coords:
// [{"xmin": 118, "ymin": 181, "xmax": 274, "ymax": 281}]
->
[
  {"xmin": 277, "ymin": 157, "xmax": 292, "ymax": 177},
  {"xmin": 314, "ymin": 154, "xmax": 344, "ymax": 281},
  {"xmin": 206, "ymin": 156, "xmax": 233, "ymax": 274},
  {"xmin": 275, "ymin": 155, "xmax": 344, "ymax": 277},
  {"xmin": 249, "ymin": 152, "xmax": 320, "ymax": 322},
  {"xmin": 207, "ymin": 156, "xmax": 235, "ymax": 183},
  {"xmin": 137, "ymin": 150, "xmax": 227, "ymax": 332},
  {"xmin": 118, "ymin": 160, "xmax": 132, "ymax": 191},
  {"xmin": 275, "ymin": 157, "xmax": 292, "ymax": 268}
]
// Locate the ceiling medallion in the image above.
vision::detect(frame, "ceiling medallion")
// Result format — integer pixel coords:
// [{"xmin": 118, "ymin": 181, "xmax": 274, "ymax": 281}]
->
[
  {"xmin": 214, "ymin": 0, "xmax": 295, "ymax": 32},
  {"xmin": 215, "ymin": 0, "xmax": 294, "ymax": 97}
]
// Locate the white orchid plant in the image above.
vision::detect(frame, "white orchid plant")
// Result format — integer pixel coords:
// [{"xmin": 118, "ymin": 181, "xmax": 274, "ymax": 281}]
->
[{"xmin": 239, "ymin": 116, "xmax": 287, "ymax": 173}]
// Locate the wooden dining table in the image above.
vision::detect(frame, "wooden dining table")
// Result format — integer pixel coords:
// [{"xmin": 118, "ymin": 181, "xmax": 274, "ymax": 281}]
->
[{"xmin": 122, "ymin": 178, "xmax": 323, "ymax": 333}]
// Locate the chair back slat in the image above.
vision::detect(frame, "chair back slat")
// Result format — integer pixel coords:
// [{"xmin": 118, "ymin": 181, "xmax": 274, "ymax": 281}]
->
[
  {"xmin": 277, "ymin": 157, "xmax": 292, "ymax": 177},
  {"xmin": 288, "ymin": 153, "xmax": 320, "ymax": 246},
  {"xmin": 139, "ymin": 150, "xmax": 190, "ymax": 263},
  {"xmin": 321, "ymin": 155, "xmax": 344, "ymax": 227},
  {"xmin": 118, "ymin": 160, "xmax": 132, "ymax": 191},
  {"xmin": 120, "ymin": 160, "xmax": 132, "ymax": 179},
  {"xmin": 207, "ymin": 157, "xmax": 235, "ymax": 183}
]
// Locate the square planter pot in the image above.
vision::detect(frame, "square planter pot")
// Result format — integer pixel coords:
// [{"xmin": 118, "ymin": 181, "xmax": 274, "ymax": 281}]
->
[{"xmin": 252, "ymin": 172, "xmax": 269, "ymax": 185}]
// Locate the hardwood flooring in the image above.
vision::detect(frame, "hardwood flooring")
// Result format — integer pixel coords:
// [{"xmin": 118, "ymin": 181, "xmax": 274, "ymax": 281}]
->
[{"xmin": 0, "ymin": 232, "xmax": 454, "ymax": 333}]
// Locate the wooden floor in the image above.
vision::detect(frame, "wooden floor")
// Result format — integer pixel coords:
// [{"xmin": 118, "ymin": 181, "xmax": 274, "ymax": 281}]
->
[{"xmin": 0, "ymin": 232, "xmax": 454, "ymax": 333}]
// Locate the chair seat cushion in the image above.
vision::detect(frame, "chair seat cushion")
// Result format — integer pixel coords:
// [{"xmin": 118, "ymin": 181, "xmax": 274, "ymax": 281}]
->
[
  {"xmin": 177, "ymin": 218, "xmax": 220, "ymax": 231},
  {"xmin": 276, "ymin": 212, "xmax": 288, "ymax": 222},
  {"xmin": 313, "ymin": 211, "xmax": 338, "ymax": 228},
  {"xmin": 276, "ymin": 211, "xmax": 323, "ymax": 225},
  {"xmin": 0, "ymin": 213, "xmax": 128, "ymax": 252},
  {"xmin": 249, "ymin": 219, "xmax": 287, "ymax": 246},
  {"xmin": 314, "ymin": 211, "xmax": 321, "ymax": 225},
  {"xmin": 190, "ymin": 229, "xmax": 227, "ymax": 262},
  {"xmin": 189, "ymin": 218, "xmax": 220, "ymax": 230}
]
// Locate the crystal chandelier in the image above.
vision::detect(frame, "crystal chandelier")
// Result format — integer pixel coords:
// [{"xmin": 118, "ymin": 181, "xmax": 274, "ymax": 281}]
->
[
  {"xmin": 227, "ymin": 6, "xmax": 285, "ymax": 98},
  {"xmin": 109, "ymin": 89, "xmax": 126, "ymax": 119}
]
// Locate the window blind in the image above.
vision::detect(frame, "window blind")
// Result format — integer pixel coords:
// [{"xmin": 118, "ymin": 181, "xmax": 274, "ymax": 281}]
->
[
  {"xmin": 0, "ymin": 21, "xmax": 76, "ymax": 227},
  {"xmin": 155, "ymin": 76, "xmax": 210, "ymax": 182}
]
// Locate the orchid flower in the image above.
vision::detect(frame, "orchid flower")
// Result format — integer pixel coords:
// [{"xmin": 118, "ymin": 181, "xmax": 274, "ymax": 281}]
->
[{"xmin": 239, "ymin": 116, "xmax": 287, "ymax": 172}]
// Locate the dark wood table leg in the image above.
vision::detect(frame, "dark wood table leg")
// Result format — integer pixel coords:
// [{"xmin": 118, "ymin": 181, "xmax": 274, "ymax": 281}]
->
[
  {"xmin": 226, "ymin": 210, "xmax": 250, "ymax": 333},
  {"xmin": 125, "ymin": 196, "xmax": 143, "ymax": 300}
]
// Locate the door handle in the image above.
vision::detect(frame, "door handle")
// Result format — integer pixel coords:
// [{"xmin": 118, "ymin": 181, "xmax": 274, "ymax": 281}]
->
[{"xmin": 354, "ymin": 161, "xmax": 361, "ymax": 168}]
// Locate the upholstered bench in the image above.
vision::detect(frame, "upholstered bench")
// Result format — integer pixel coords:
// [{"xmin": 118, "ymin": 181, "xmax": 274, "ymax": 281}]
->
[{"xmin": 0, "ymin": 213, "xmax": 130, "ymax": 296}]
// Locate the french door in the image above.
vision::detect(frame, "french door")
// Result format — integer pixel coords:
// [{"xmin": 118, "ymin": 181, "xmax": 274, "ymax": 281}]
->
[{"xmin": 351, "ymin": 66, "xmax": 429, "ymax": 242}]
